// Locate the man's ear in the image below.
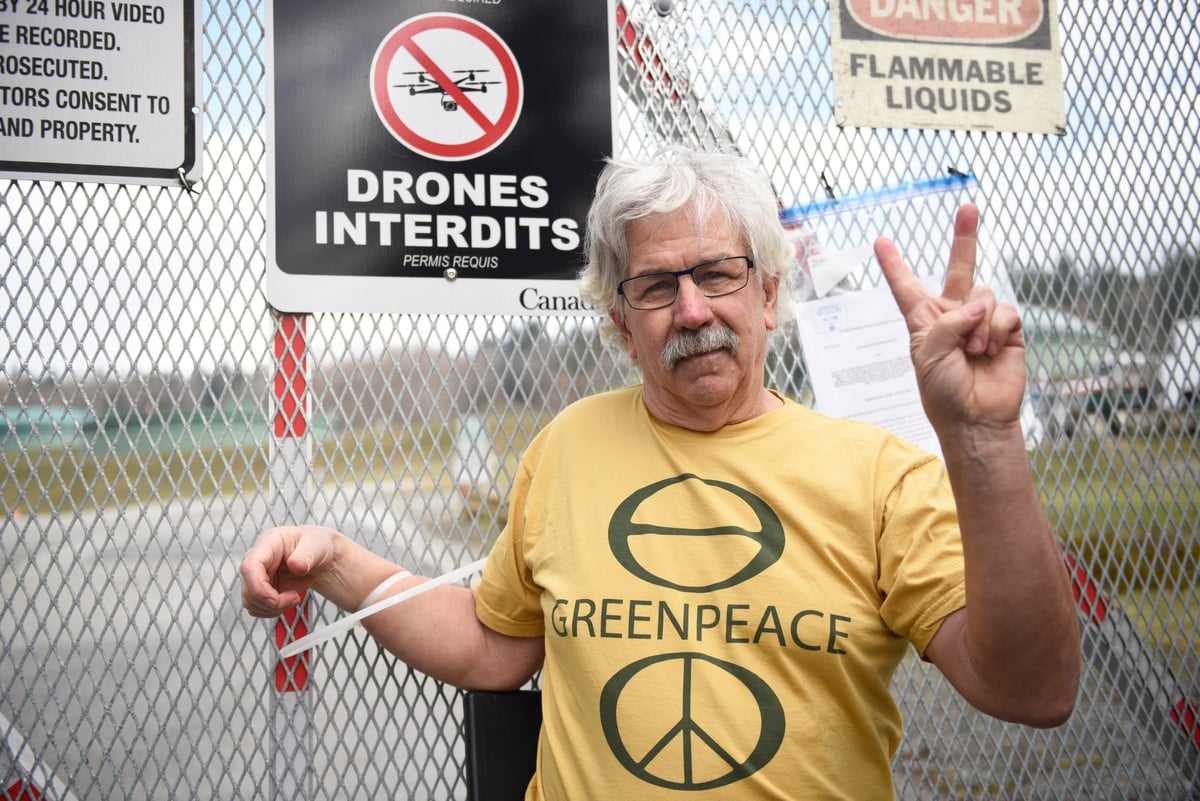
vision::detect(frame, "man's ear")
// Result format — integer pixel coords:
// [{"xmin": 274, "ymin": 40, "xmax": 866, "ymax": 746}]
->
[
  {"xmin": 762, "ymin": 273, "xmax": 780, "ymax": 332},
  {"xmin": 609, "ymin": 309, "xmax": 637, "ymax": 361}
]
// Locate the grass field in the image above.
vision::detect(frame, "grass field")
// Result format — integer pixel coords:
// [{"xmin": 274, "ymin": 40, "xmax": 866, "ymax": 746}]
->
[
  {"xmin": 2, "ymin": 405, "xmax": 550, "ymax": 521},
  {"xmin": 1031, "ymin": 432, "xmax": 1200, "ymax": 593},
  {"xmin": 5, "ymin": 415, "xmax": 1197, "ymax": 593}
]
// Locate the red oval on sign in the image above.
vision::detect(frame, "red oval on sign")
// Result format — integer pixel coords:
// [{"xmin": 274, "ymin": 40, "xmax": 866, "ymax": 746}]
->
[{"xmin": 845, "ymin": 0, "xmax": 1044, "ymax": 44}]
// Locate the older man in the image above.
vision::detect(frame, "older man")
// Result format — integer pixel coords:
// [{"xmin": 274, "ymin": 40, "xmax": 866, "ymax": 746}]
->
[{"xmin": 241, "ymin": 147, "xmax": 1079, "ymax": 800}]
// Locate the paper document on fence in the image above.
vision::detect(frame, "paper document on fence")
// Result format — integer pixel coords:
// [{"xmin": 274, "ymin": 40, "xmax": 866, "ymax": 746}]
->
[{"xmin": 794, "ymin": 283, "xmax": 941, "ymax": 457}]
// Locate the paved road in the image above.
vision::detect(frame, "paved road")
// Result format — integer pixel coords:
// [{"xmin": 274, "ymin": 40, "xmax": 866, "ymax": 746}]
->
[{"xmin": 0, "ymin": 489, "xmax": 482, "ymax": 800}]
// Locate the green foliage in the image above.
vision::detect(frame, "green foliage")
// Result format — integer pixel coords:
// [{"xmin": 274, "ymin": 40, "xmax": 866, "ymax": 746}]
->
[
  {"xmin": 3, "ymin": 443, "xmax": 269, "ymax": 517},
  {"xmin": 1032, "ymin": 433, "xmax": 1200, "ymax": 592},
  {"xmin": 1009, "ymin": 241, "xmax": 1200, "ymax": 355}
]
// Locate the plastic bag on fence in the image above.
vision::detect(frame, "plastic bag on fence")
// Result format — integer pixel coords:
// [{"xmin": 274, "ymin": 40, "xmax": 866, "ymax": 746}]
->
[
  {"xmin": 780, "ymin": 172, "xmax": 990, "ymax": 303},
  {"xmin": 778, "ymin": 175, "xmax": 1043, "ymax": 452}
]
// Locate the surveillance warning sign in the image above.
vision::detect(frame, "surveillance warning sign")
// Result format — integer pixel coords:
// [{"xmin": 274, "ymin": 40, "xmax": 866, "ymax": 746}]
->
[
  {"xmin": 0, "ymin": 0, "xmax": 201, "ymax": 186},
  {"xmin": 266, "ymin": 1, "xmax": 615, "ymax": 315},
  {"xmin": 830, "ymin": 0, "xmax": 1066, "ymax": 134}
]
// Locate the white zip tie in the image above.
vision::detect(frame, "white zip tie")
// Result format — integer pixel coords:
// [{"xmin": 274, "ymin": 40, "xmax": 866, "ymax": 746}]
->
[
  {"xmin": 278, "ymin": 557, "xmax": 488, "ymax": 659},
  {"xmin": 358, "ymin": 569, "xmax": 411, "ymax": 610}
]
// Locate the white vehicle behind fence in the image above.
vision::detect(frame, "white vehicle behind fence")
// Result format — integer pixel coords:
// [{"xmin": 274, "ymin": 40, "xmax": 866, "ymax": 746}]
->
[{"xmin": 1157, "ymin": 317, "xmax": 1200, "ymax": 419}]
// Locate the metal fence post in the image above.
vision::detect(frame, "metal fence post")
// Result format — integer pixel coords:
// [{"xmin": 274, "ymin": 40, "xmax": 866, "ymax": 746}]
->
[{"xmin": 270, "ymin": 312, "xmax": 315, "ymax": 800}]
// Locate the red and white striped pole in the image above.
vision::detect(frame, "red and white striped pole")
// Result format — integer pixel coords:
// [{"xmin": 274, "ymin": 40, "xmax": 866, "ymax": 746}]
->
[
  {"xmin": 1065, "ymin": 549, "xmax": 1200, "ymax": 784},
  {"xmin": 270, "ymin": 312, "xmax": 314, "ymax": 800}
]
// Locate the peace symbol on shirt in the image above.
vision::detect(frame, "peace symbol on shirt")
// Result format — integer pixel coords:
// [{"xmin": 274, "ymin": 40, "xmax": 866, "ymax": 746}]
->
[{"xmin": 599, "ymin": 652, "xmax": 786, "ymax": 789}]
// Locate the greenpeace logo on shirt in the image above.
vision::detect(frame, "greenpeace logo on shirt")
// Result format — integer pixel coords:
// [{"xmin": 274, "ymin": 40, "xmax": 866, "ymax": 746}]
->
[
  {"xmin": 547, "ymin": 472, "xmax": 855, "ymax": 653},
  {"xmin": 550, "ymin": 595, "xmax": 851, "ymax": 653}
]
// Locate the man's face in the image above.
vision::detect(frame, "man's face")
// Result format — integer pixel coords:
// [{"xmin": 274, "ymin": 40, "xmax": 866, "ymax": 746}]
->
[{"xmin": 611, "ymin": 208, "xmax": 779, "ymax": 429}]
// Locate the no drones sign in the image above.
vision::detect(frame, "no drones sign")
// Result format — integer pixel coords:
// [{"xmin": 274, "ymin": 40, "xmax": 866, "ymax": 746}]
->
[
  {"xmin": 371, "ymin": 14, "xmax": 523, "ymax": 162},
  {"xmin": 266, "ymin": 1, "xmax": 615, "ymax": 315}
]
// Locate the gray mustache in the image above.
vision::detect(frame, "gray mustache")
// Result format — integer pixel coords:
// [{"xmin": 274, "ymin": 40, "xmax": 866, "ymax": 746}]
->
[{"xmin": 661, "ymin": 325, "xmax": 741, "ymax": 370}]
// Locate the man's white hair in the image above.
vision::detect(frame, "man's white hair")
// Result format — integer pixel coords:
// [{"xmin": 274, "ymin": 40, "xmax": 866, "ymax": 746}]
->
[{"xmin": 578, "ymin": 146, "xmax": 796, "ymax": 356}]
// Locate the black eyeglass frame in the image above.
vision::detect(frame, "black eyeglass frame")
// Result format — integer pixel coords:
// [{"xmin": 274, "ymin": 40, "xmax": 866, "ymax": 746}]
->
[{"xmin": 616, "ymin": 256, "xmax": 757, "ymax": 310}]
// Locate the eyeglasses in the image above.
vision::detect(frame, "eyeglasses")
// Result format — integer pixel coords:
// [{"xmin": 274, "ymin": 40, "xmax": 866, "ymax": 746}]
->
[{"xmin": 617, "ymin": 256, "xmax": 756, "ymax": 310}]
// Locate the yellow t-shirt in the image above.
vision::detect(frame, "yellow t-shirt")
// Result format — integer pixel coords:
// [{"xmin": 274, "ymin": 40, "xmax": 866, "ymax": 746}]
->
[{"xmin": 473, "ymin": 386, "xmax": 965, "ymax": 801}]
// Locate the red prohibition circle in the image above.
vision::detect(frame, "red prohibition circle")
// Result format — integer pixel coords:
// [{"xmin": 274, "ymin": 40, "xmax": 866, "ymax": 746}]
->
[{"xmin": 370, "ymin": 13, "xmax": 523, "ymax": 161}]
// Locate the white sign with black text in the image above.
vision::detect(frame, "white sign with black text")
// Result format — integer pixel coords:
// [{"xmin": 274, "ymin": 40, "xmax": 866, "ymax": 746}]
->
[
  {"xmin": 830, "ymin": 0, "xmax": 1066, "ymax": 134},
  {"xmin": 0, "ymin": 0, "xmax": 201, "ymax": 186}
]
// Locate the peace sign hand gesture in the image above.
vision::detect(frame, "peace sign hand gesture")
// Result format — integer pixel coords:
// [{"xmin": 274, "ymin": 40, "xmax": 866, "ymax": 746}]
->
[
  {"xmin": 873, "ymin": 204, "xmax": 1026, "ymax": 437},
  {"xmin": 878, "ymin": 205, "xmax": 1081, "ymax": 724}
]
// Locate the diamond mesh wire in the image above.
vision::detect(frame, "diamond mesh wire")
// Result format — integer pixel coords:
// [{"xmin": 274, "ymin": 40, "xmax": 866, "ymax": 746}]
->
[{"xmin": 1, "ymin": 1, "xmax": 1197, "ymax": 799}]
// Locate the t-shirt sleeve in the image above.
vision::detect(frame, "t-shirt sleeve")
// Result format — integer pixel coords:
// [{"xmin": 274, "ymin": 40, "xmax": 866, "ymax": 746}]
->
[
  {"xmin": 876, "ymin": 453, "xmax": 967, "ymax": 656},
  {"xmin": 472, "ymin": 459, "xmax": 546, "ymax": 638}
]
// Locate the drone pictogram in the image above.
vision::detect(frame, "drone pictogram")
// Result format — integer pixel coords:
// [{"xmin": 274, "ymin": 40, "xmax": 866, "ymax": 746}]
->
[
  {"xmin": 395, "ymin": 69, "xmax": 502, "ymax": 111},
  {"xmin": 371, "ymin": 13, "xmax": 524, "ymax": 161}
]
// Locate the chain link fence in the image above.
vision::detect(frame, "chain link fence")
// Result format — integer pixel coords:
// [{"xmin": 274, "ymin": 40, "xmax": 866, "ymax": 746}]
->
[{"xmin": 2, "ymin": 1, "xmax": 1198, "ymax": 799}]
